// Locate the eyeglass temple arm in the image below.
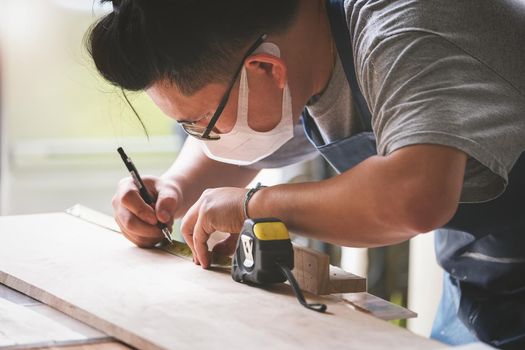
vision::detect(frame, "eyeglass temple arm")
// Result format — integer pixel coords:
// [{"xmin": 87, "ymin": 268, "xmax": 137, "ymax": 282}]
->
[{"xmin": 201, "ymin": 35, "xmax": 268, "ymax": 139}]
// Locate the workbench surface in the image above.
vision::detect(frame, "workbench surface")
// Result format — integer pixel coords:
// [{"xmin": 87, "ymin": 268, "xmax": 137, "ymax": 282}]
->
[{"xmin": 0, "ymin": 212, "xmax": 447, "ymax": 350}]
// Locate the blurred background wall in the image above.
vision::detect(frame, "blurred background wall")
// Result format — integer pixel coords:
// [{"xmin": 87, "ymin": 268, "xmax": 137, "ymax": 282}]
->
[
  {"xmin": 0, "ymin": 0, "xmax": 443, "ymax": 338},
  {"xmin": 0, "ymin": 0, "xmax": 181, "ymax": 216}
]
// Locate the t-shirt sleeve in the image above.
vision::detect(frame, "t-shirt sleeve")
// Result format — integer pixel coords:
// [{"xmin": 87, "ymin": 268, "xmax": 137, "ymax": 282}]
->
[{"xmin": 359, "ymin": 32, "xmax": 525, "ymax": 202}]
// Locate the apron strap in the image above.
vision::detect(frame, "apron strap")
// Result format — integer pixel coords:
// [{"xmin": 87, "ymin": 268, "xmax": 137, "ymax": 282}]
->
[{"xmin": 325, "ymin": 0, "xmax": 373, "ymax": 132}]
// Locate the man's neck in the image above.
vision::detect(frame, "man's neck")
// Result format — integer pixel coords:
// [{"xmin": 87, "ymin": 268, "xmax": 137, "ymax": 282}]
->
[{"xmin": 271, "ymin": 0, "xmax": 335, "ymax": 116}]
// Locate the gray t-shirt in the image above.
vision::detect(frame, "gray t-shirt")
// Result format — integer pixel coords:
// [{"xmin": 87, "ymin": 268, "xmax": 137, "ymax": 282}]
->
[
  {"xmin": 251, "ymin": 0, "xmax": 525, "ymax": 203},
  {"xmin": 306, "ymin": 55, "xmax": 359, "ymax": 143}
]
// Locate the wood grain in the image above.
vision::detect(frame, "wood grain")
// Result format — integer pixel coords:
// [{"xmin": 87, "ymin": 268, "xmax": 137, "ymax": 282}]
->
[
  {"xmin": 67, "ymin": 204, "xmax": 366, "ymax": 295},
  {"xmin": 0, "ymin": 213, "xmax": 446, "ymax": 350}
]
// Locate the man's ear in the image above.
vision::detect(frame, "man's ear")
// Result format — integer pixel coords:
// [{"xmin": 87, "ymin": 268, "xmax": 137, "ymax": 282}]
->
[{"xmin": 245, "ymin": 54, "xmax": 287, "ymax": 89}]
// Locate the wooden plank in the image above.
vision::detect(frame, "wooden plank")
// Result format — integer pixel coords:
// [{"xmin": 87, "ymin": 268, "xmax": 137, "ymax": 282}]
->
[
  {"xmin": 33, "ymin": 342, "xmax": 131, "ymax": 350},
  {"xmin": 0, "ymin": 298, "xmax": 88, "ymax": 349},
  {"xmin": 0, "ymin": 213, "xmax": 446, "ymax": 350},
  {"xmin": 0, "ymin": 283, "xmax": 39, "ymax": 306},
  {"xmin": 1, "ymin": 283, "xmax": 113, "ymax": 349},
  {"xmin": 67, "ymin": 204, "xmax": 367, "ymax": 295},
  {"xmin": 62, "ymin": 207, "xmax": 401, "ymax": 319},
  {"xmin": 28, "ymin": 305, "xmax": 111, "ymax": 343},
  {"xmin": 341, "ymin": 292, "xmax": 417, "ymax": 321}
]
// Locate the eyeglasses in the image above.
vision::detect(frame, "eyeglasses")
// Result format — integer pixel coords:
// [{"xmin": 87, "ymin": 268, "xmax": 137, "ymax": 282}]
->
[{"xmin": 178, "ymin": 34, "xmax": 268, "ymax": 141}]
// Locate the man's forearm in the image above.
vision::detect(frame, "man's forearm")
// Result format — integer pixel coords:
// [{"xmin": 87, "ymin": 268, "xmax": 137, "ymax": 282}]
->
[
  {"xmin": 249, "ymin": 158, "xmax": 417, "ymax": 247},
  {"xmin": 249, "ymin": 145, "xmax": 467, "ymax": 247},
  {"xmin": 162, "ymin": 137, "xmax": 259, "ymax": 218}
]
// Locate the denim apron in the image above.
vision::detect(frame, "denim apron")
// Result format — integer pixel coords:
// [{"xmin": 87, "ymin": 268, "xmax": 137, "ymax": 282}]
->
[{"xmin": 302, "ymin": 1, "xmax": 525, "ymax": 348}]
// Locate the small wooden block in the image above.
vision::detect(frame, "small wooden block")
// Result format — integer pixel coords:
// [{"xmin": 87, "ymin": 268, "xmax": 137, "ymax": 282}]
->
[
  {"xmin": 292, "ymin": 245, "xmax": 366, "ymax": 295},
  {"xmin": 327, "ymin": 265, "xmax": 367, "ymax": 294}
]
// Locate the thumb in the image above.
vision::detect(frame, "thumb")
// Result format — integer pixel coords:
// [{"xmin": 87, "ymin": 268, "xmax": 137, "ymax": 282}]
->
[{"xmin": 155, "ymin": 184, "xmax": 180, "ymax": 225}]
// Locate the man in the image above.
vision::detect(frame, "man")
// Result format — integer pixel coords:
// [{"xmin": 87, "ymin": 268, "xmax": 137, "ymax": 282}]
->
[{"xmin": 88, "ymin": 0, "xmax": 525, "ymax": 348}]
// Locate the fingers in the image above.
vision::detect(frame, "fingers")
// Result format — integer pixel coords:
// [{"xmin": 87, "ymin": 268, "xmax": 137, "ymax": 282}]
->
[
  {"xmin": 193, "ymin": 213, "xmax": 212, "ymax": 268},
  {"xmin": 180, "ymin": 203, "xmax": 199, "ymax": 264},
  {"xmin": 119, "ymin": 189, "xmax": 157, "ymax": 225},
  {"xmin": 155, "ymin": 183, "xmax": 180, "ymax": 225},
  {"xmin": 119, "ymin": 226, "xmax": 159, "ymax": 248},
  {"xmin": 112, "ymin": 176, "xmax": 170, "ymax": 248},
  {"xmin": 114, "ymin": 177, "xmax": 157, "ymax": 225},
  {"xmin": 180, "ymin": 187, "xmax": 246, "ymax": 268},
  {"xmin": 180, "ymin": 201, "xmax": 212, "ymax": 269},
  {"xmin": 114, "ymin": 207, "xmax": 161, "ymax": 248}
]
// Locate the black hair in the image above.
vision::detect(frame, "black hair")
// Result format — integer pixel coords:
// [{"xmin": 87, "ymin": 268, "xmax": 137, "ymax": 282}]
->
[{"xmin": 87, "ymin": 0, "xmax": 300, "ymax": 95}]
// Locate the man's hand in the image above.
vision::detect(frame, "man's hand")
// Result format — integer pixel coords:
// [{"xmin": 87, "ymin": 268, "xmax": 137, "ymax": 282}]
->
[
  {"xmin": 180, "ymin": 187, "xmax": 247, "ymax": 268},
  {"xmin": 112, "ymin": 175, "xmax": 183, "ymax": 248}
]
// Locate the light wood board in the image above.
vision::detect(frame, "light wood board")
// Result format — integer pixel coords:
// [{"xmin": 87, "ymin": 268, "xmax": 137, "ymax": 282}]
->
[
  {"xmin": 0, "ymin": 298, "xmax": 87, "ymax": 349},
  {"xmin": 0, "ymin": 213, "xmax": 446, "ymax": 350},
  {"xmin": 32, "ymin": 342, "xmax": 131, "ymax": 350},
  {"xmin": 67, "ymin": 204, "xmax": 367, "ymax": 295},
  {"xmin": 0, "ymin": 283, "xmax": 113, "ymax": 349}
]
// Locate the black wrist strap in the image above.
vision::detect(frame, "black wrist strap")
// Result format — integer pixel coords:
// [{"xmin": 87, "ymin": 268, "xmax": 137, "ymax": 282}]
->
[
  {"xmin": 276, "ymin": 261, "xmax": 327, "ymax": 313},
  {"xmin": 243, "ymin": 182, "xmax": 266, "ymax": 220}
]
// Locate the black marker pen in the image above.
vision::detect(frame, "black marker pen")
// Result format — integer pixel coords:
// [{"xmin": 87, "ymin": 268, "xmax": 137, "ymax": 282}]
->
[{"xmin": 117, "ymin": 147, "xmax": 173, "ymax": 243}]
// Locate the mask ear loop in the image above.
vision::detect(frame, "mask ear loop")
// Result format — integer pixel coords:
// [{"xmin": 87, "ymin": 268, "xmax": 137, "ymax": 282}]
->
[
  {"xmin": 235, "ymin": 66, "xmax": 250, "ymax": 129},
  {"xmin": 278, "ymin": 81, "xmax": 294, "ymax": 129},
  {"xmin": 276, "ymin": 261, "xmax": 327, "ymax": 313}
]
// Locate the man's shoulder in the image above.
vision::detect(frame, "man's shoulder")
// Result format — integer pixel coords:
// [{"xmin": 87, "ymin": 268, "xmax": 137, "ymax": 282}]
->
[{"xmin": 345, "ymin": 0, "xmax": 525, "ymax": 92}]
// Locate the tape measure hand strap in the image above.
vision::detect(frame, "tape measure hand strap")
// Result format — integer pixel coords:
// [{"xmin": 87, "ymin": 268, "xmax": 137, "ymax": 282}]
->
[
  {"xmin": 276, "ymin": 261, "xmax": 327, "ymax": 313},
  {"xmin": 243, "ymin": 183, "xmax": 267, "ymax": 220}
]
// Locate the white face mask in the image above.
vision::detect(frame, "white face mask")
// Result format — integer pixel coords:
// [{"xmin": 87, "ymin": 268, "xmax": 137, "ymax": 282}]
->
[{"xmin": 201, "ymin": 43, "xmax": 294, "ymax": 166}]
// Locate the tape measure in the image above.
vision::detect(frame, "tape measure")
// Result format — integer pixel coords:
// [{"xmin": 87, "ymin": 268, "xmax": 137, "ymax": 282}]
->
[{"xmin": 232, "ymin": 218, "xmax": 327, "ymax": 313}]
